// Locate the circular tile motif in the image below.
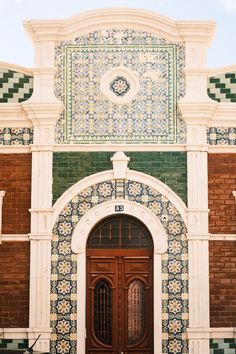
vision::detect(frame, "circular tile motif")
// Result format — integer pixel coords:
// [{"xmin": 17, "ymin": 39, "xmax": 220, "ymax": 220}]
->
[
  {"xmin": 100, "ymin": 66, "xmax": 140, "ymax": 105},
  {"xmin": 110, "ymin": 76, "xmax": 131, "ymax": 96}
]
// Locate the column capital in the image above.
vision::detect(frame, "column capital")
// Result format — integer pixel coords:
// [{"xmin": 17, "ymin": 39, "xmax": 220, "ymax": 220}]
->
[
  {"xmin": 178, "ymin": 101, "xmax": 217, "ymax": 125},
  {"xmin": 22, "ymin": 101, "xmax": 63, "ymax": 126}
]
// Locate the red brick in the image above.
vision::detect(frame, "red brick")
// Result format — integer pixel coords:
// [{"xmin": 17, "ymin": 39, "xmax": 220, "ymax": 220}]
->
[
  {"xmin": 0, "ymin": 241, "xmax": 30, "ymax": 327},
  {"xmin": 209, "ymin": 241, "xmax": 236, "ymax": 327},
  {"xmin": 0, "ymin": 154, "xmax": 31, "ymax": 234}
]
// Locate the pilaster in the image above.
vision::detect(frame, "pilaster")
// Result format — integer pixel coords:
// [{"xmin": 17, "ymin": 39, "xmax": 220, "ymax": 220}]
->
[
  {"xmin": 178, "ymin": 24, "xmax": 216, "ymax": 350},
  {"xmin": 22, "ymin": 22, "xmax": 62, "ymax": 349}
]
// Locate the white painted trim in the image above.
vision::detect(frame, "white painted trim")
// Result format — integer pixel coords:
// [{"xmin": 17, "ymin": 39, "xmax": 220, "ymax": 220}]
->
[
  {"xmin": 208, "ymin": 146, "xmax": 236, "ymax": 153},
  {"xmin": 53, "ymin": 144, "xmax": 186, "ymax": 152},
  {"xmin": 72, "ymin": 199, "xmax": 166, "ymax": 354},
  {"xmin": 0, "ymin": 328, "xmax": 28, "ymax": 339},
  {"xmin": 0, "ymin": 104, "xmax": 32, "ymax": 127},
  {"xmin": 208, "ymin": 65, "xmax": 236, "ymax": 77},
  {"xmin": 210, "ymin": 234, "xmax": 236, "ymax": 241},
  {"xmin": 1, "ymin": 234, "xmax": 29, "ymax": 241},
  {"xmin": 71, "ymin": 200, "xmax": 168, "ymax": 255},
  {"xmin": 209, "ymin": 327, "xmax": 236, "ymax": 338},
  {"xmin": 23, "ymin": 8, "xmax": 215, "ymax": 44},
  {"xmin": 52, "ymin": 169, "xmax": 187, "ymax": 227},
  {"xmin": 0, "ymin": 62, "xmax": 33, "ymax": 76},
  {"xmin": 0, "ymin": 146, "xmax": 31, "ymax": 154}
]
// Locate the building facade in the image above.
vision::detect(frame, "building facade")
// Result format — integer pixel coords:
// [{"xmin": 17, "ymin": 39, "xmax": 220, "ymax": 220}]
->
[{"xmin": 0, "ymin": 8, "xmax": 236, "ymax": 354}]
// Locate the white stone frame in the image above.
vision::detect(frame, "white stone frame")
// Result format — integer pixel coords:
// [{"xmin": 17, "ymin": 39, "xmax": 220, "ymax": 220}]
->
[
  {"xmin": 71, "ymin": 199, "xmax": 167, "ymax": 354},
  {"xmin": 53, "ymin": 170, "xmax": 187, "ymax": 225},
  {"xmin": 52, "ymin": 169, "xmax": 187, "ymax": 354}
]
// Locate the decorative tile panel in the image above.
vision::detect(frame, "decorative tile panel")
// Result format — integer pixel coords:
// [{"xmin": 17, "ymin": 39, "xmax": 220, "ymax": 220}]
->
[
  {"xmin": 54, "ymin": 29, "xmax": 186, "ymax": 144},
  {"xmin": 51, "ymin": 179, "xmax": 188, "ymax": 354},
  {"xmin": 0, "ymin": 128, "xmax": 33, "ymax": 145},
  {"xmin": 208, "ymin": 72, "xmax": 236, "ymax": 102},
  {"xmin": 210, "ymin": 338, "xmax": 236, "ymax": 354},
  {"xmin": 0, "ymin": 69, "xmax": 33, "ymax": 103},
  {"xmin": 207, "ymin": 127, "xmax": 236, "ymax": 145}
]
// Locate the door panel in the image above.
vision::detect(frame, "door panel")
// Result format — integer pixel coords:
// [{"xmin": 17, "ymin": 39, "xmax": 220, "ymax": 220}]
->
[{"xmin": 86, "ymin": 251, "xmax": 153, "ymax": 354}]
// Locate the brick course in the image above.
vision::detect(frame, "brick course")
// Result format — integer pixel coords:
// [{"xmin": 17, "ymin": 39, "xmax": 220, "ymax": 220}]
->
[
  {"xmin": 0, "ymin": 154, "xmax": 31, "ymax": 234},
  {"xmin": 0, "ymin": 241, "xmax": 30, "ymax": 328},
  {"xmin": 209, "ymin": 241, "xmax": 236, "ymax": 327},
  {"xmin": 53, "ymin": 151, "xmax": 187, "ymax": 204},
  {"xmin": 208, "ymin": 154, "xmax": 236, "ymax": 234}
]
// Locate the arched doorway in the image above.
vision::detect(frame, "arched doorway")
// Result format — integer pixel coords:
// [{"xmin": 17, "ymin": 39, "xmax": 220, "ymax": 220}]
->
[{"xmin": 86, "ymin": 215, "xmax": 154, "ymax": 354}]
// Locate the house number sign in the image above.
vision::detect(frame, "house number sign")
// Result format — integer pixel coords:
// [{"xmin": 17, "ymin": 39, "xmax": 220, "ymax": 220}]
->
[{"xmin": 115, "ymin": 205, "xmax": 124, "ymax": 212}]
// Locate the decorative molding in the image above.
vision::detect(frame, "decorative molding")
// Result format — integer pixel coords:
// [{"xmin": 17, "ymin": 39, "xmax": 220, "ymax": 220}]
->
[
  {"xmin": 23, "ymin": 8, "xmax": 215, "ymax": 43},
  {"xmin": 0, "ymin": 328, "xmax": 28, "ymax": 339},
  {"xmin": 208, "ymin": 145, "xmax": 236, "ymax": 153},
  {"xmin": 208, "ymin": 65, "xmax": 236, "ymax": 77},
  {"xmin": 51, "ymin": 177, "xmax": 188, "ymax": 354},
  {"xmin": 71, "ymin": 199, "xmax": 168, "ymax": 255},
  {"xmin": 52, "ymin": 169, "xmax": 187, "ymax": 226},
  {"xmin": 0, "ymin": 62, "xmax": 32, "ymax": 76},
  {"xmin": 210, "ymin": 233, "xmax": 236, "ymax": 241},
  {"xmin": 0, "ymin": 104, "xmax": 32, "ymax": 127},
  {"xmin": 111, "ymin": 151, "xmax": 130, "ymax": 179},
  {"xmin": 0, "ymin": 146, "xmax": 31, "ymax": 153},
  {"xmin": 1, "ymin": 234, "xmax": 29, "ymax": 241},
  {"xmin": 209, "ymin": 327, "xmax": 236, "ymax": 339},
  {"xmin": 53, "ymin": 144, "xmax": 186, "ymax": 151}
]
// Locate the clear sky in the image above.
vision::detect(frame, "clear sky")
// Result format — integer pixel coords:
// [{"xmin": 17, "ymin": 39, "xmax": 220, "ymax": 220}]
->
[{"xmin": 0, "ymin": 0, "xmax": 236, "ymax": 68}]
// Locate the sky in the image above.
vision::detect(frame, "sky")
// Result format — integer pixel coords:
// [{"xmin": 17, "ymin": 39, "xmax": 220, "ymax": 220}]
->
[{"xmin": 0, "ymin": 0, "xmax": 236, "ymax": 69}]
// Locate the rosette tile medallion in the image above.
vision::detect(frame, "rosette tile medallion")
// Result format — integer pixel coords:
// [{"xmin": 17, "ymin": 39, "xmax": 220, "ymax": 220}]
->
[
  {"xmin": 110, "ymin": 76, "xmax": 130, "ymax": 96},
  {"xmin": 54, "ymin": 29, "xmax": 186, "ymax": 144}
]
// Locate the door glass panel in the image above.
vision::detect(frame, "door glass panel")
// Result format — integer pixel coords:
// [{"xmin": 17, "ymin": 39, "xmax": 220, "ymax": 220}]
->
[
  {"xmin": 128, "ymin": 280, "xmax": 146, "ymax": 345},
  {"xmin": 94, "ymin": 279, "xmax": 112, "ymax": 345},
  {"xmin": 87, "ymin": 215, "xmax": 153, "ymax": 249}
]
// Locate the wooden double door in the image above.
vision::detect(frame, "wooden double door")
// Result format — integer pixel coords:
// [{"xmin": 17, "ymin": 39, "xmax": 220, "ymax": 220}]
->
[{"xmin": 86, "ymin": 216, "xmax": 154, "ymax": 354}]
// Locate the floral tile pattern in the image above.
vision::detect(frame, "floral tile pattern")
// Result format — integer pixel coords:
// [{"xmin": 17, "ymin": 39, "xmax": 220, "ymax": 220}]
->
[
  {"xmin": 0, "ymin": 127, "xmax": 33, "ymax": 145},
  {"xmin": 51, "ymin": 179, "xmax": 188, "ymax": 354},
  {"xmin": 54, "ymin": 29, "xmax": 186, "ymax": 144},
  {"xmin": 207, "ymin": 127, "xmax": 236, "ymax": 145}
]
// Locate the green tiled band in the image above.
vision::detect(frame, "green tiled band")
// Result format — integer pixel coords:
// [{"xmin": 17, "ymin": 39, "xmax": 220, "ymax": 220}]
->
[
  {"xmin": 0, "ymin": 69, "xmax": 33, "ymax": 103},
  {"xmin": 0, "ymin": 339, "xmax": 28, "ymax": 349},
  {"xmin": 208, "ymin": 72, "xmax": 236, "ymax": 102},
  {"xmin": 52, "ymin": 151, "xmax": 187, "ymax": 204},
  {"xmin": 210, "ymin": 339, "xmax": 236, "ymax": 354}
]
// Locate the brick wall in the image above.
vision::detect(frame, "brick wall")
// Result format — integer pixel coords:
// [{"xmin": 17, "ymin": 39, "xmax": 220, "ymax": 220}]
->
[
  {"xmin": 0, "ymin": 241, "xmax": 30, "ymax": 327},
  {"xmin": 0, "ymin": 154, "xmax": 31, "ymax": 234},
  {"xmin": 53, "ymin": 151, "xmax": 187, "ymax": 204},
  {"xmin": 208, "ymin": 154, "xmax": 236, "ymax": 234},
  {"xmin": 209, "ymin": 241, "xmax": 236, "ymax": 327}
]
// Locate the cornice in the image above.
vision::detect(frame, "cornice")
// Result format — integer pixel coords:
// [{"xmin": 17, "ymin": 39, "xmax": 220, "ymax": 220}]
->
[
  {"xmin": 0, "ymin": 61, "xmax": 32, "ymax": 76},
  {"xmin": 209, "ymin": 102, "xmax": 236, "ymax": 126},
  {"xmin": 176, "ymin": 21, "xmax": 216, "ymax": 45},
  {"xmin": 208, "ymin": 65, "xmax": 236, "ymax": 77},
  {"xmin": 23, "ymin": 8, "xmax": 215, "ymax": 44},
  {"xmin": 0, "ymin": 103, "xmax": 32, "ymax": 127}
]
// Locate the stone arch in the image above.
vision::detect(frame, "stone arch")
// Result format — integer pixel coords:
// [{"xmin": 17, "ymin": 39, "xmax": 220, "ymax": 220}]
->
[{"xmin": 51, "ymin": 172, "xmax": 188, "ymax": 354}]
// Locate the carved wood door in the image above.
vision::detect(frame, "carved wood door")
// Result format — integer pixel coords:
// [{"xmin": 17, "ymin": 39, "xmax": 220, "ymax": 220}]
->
[{"xmin": 86, "ymin": 215, "xmax": 154, "ymax": 354}]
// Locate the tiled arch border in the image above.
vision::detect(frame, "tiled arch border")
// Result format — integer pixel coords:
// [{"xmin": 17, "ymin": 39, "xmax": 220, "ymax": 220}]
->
[{"xmin": 51, "ymin": 170, "xmax": 188, "ymax": 354}]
